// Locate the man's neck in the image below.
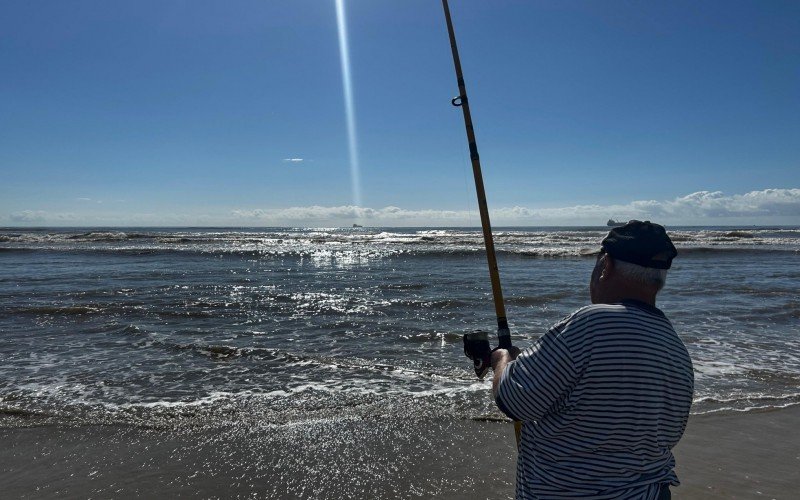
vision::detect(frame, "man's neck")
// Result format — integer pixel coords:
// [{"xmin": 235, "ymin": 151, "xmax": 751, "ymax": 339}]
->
[{"xmin": 597, "ymin": 288, "xmax": 657, "ymax": 307}]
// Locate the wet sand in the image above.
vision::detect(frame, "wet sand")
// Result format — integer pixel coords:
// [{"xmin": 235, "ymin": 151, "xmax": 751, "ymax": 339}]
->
[
  {"xmin": 2, "ymin": 406, "xmax": 798, "ymax": 499},
  {"xmin": 672, "ymin": 406, "xmax": 800, "ymax": 499}
]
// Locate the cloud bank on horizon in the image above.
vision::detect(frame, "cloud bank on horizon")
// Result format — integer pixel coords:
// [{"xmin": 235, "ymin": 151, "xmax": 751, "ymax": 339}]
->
[{"xmin": 5, "ymin": 188, "xmax": 800, "ymax": 227}]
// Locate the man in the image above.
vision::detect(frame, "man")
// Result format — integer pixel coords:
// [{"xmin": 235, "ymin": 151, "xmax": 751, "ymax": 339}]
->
[{"xmin": 491, "ymin": 220, "xmax": 693, "ymax": 499}]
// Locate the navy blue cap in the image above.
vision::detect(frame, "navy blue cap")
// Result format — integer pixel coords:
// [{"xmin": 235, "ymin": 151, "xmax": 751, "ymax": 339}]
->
[{"xmin": 601, "ymin": 220, "xmax": 677, "ymax": 269}]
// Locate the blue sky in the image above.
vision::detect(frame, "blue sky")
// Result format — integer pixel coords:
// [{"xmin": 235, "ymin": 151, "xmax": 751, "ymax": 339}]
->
[{"xmin": 1, "ymin": 0, "xmax": 798, "ymax": 226}]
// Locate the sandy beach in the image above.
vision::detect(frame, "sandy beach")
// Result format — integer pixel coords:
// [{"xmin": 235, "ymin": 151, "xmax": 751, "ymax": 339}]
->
[
  {"xmin": 673, "ymin": 406, "xmax": 800, "ymax": 499},
  {"xmin": 2, "ymin": 405, "xmax": 798, "ymax": 499}
]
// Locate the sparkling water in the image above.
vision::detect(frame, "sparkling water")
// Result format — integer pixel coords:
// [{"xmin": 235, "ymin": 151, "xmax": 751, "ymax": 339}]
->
[{"xmin": 1, "ymin": 226, "xmax": 798, "ymax": 429}]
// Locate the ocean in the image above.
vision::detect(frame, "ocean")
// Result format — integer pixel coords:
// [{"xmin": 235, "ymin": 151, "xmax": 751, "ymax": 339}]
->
[{"xmin": 2, "ymin": 225, "xmax": 798, "ymax": 431}]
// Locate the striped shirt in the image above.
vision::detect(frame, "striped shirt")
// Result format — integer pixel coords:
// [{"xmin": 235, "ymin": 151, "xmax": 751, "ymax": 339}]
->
[{"xmin": 496, "ymin": 300, "xmax": 694, "ymax": 500}]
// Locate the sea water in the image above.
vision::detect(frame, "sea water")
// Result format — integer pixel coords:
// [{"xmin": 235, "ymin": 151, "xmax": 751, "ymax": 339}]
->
[{"xmin": 1, "ymin": 226, "xmax": 798, "ymax": 429}]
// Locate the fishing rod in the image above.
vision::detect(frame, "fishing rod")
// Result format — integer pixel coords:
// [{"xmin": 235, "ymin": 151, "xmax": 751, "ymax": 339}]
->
[{"xmin": 441, "ymin": 0, "xmax": 513, "ymax": 379}]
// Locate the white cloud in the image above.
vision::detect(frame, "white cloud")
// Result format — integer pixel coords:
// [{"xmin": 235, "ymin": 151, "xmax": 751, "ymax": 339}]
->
[
  {"xmin": 9, "ymin": 210, "xmax": 47, "ymax": 223},
  {"xmin": 9, "ymin": 210, "xmax": 77, "ymax": 223},
  {"xmin": 4, "ymin": 188, "xmax": 798, "ymax": 226},
  {"xmin": 230, "ymin": 188, "xmax": 800, "ymax": 226},
  {"xmin": 662, "ymin": 189, "xmax": 800, "ymax": 217},
  {"xmin": 283, "ymin": 158, "xmax": 304, "ymax": 162},
  {"xmin": 492, "ymin": 188, "xmax": 800, "ymax": 222}
]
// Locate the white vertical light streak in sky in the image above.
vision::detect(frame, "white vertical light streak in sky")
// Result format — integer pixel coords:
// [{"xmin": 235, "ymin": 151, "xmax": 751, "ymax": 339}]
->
[{"xmin": 335, "ymin": 0, "xmax": 362, "ymax": 210}]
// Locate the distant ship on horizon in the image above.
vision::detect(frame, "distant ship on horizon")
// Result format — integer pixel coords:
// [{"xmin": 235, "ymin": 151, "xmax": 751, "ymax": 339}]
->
[{"xmin": 606, "ymin": 219, "xmax": 626, "ymax": 227}]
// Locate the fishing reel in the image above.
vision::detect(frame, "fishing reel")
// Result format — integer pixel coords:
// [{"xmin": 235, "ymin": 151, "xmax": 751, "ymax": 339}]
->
[
  {"xmin": 464, "ymin": 324, "xmax": 513, "ymax": 379},
  {"xmin": 463, "ymin": 330, "xmax": 492, "ymax": 379}
]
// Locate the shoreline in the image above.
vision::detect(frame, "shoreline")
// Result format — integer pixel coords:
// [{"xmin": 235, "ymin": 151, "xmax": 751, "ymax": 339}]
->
[{"xmin": 2, "ymin": 405, "xmax": 798, "ymax": 499}]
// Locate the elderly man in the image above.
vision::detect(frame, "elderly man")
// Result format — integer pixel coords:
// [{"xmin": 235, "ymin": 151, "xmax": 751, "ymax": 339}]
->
[{"xmin": 491, "ymin": 220, "xmax": 694, "ymax": 499}]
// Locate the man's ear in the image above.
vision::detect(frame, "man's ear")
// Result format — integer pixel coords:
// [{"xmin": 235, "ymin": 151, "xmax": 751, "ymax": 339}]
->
[{"xmin": 600, "ymin": 255, "xmax": 614, "ymax": 280}]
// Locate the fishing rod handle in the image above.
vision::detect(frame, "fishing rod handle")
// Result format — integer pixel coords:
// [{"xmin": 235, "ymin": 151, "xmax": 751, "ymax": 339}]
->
[{"xmin": 497, "ymin": 325, "xmax": 512, "ymax": 349}]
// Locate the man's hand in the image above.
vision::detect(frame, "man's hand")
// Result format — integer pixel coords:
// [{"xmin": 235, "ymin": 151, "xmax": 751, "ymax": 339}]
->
[{"xmin": 491, "ymin": 346, "xmax": 521, "ymax": 398}]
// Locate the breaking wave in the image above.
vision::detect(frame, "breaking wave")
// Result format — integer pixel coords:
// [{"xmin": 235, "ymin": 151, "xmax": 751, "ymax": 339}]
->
[{"xmin": 2, "ymin": 227, "xmax": 798, "ymax": 260}]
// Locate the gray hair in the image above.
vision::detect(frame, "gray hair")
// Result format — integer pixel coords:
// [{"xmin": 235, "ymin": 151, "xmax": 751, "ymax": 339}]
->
[{"xmin": 613, "ymin": 258, "xmax": 668, "ymax": 290}]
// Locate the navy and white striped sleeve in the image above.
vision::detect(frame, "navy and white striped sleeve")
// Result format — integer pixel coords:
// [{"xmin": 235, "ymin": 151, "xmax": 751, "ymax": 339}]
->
[{"xmin": 495, "ymin": 328, "xmax": 577, "ymax": 422}]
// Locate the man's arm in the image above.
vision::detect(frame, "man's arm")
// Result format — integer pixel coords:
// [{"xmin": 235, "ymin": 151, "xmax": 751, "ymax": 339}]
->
[
  {"xmin": 491, "ymin": 347, "xmax": 520, "ymax": 399},
  {"xmin": 491, "ymin": 330, "xmax": 577, "ymax": 422}
]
